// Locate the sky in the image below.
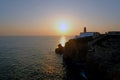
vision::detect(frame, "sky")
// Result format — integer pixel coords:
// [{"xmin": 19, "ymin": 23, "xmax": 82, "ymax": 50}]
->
[{"xmin": 0, "ymin": 0, "xmax": 120, "ymax": 36}]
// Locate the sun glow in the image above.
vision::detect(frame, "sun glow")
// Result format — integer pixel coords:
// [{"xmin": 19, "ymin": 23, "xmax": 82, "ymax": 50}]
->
[
  {"xmin": 57, "ymin": 22, "xmax": 70, "ymax": 35},
  {"xmin": 54, "ymin": 19, "xmax": 72, "ymax": 36},
  {"xmin": 59, "ymin": 23, "xmax": 67, "ymax": 32}
]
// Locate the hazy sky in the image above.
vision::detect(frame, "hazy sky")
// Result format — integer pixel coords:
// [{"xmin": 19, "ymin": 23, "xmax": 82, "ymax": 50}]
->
[{"xmin": 0, "ymin": 0, "xmax": 120, "ymax": 36}]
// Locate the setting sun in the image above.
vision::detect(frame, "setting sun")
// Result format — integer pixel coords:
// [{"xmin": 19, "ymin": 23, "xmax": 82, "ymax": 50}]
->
[
  {"xmin": 53, "ymin": 17, "xmax": 75, "ymax": 36},
  {"xmin": 54, "ymin": 20, "xmax": 71, "ymax": 36},
  {"xmin": 59, "ymin": 23, "xmax": 68, "ymax": 33}
]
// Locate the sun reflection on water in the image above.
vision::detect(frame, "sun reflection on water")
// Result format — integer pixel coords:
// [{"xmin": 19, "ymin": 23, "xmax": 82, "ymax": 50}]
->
[{"xmin": 60, "ymin": 36, "xmax": 67, "ymax": 47}]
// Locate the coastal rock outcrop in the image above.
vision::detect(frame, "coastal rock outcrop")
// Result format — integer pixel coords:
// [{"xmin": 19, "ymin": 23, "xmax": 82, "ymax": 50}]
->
[
  {"xmin": 62, "ymin": 35, "xmax": 120, "ymax": 80},
  {"xmin": 55, "ymin": 44, "xmax": 64, "ymax": 54},
  {"xmin": 64, "ymin": 38, "xmax": 90, "ymax": 62}
]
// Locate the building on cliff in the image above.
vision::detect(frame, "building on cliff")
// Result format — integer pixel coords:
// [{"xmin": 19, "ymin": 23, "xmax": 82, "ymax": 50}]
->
[
  {"xmin": 106, "ymin": 31, "xmax": 120, "ymax": 35},
  {"xmin": 74, "ymin": 27, "xmax": 100, "ymax": 39}
]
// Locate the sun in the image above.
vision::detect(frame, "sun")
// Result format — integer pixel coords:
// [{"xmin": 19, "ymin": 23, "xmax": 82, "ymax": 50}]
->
[
  {"xmin": 54, "ymin": 20, "xmax": 71, "ymax": 35},
  {"xmin": 59, "ymin": 23, "xmax": 68, "ymax": 33}
]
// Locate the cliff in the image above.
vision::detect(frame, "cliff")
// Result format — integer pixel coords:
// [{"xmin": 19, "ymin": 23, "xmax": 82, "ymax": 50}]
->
[{"xmin": 63, "ymin": 35, "xmax": 120, "ymax": 80}]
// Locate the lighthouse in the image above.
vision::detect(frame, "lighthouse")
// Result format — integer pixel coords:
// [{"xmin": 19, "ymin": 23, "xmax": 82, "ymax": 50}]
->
[{"xmin": 84, "ymin": 27, "xmax": 86, "ymax": 33}]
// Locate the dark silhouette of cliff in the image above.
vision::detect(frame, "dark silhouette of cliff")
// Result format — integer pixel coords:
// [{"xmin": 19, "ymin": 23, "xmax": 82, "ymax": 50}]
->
[{"xmin": 62, "ymin": 33, "xmax": 120, "ymax": 80}]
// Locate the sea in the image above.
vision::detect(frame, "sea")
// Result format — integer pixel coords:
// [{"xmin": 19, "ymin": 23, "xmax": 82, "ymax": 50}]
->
[{"xmin": 0, "ymin": 36, "xmax": 73, "ymax": 80}]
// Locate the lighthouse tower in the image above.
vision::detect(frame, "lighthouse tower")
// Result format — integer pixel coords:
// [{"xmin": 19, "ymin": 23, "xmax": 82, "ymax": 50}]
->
[{"xmin": 84, "ymin": 27, "xmax": 87, "ymax": 33}]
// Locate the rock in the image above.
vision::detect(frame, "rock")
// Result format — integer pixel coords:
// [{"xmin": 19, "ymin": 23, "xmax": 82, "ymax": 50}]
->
[
  {"xmin": 62, "ymin": 35, "xmax": 120, "ymax": 80},
  {"xmin": 86, "ymin": 35, "xmax": 120, "ymax": 80},
  {"xmin": 55, "ymin": 44, "xmax": 64, "ymax": 54},
  {"xmin": 63, "ymin": 39, "xmax": 88, "ymax": 62}
]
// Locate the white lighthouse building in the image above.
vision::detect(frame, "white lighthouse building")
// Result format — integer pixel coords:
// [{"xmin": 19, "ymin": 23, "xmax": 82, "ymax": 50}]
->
[{"xmin": 74, "ymin": 27, "xmax": 100, "ymax": 39}]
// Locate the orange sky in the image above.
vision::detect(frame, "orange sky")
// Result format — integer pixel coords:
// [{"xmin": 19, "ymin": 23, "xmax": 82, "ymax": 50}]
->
[{"xmin": 0, "ymin": 0, "xmax": 120, "ymax": 36}]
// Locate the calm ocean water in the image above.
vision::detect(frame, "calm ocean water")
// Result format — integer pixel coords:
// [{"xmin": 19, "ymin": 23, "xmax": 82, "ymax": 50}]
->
[{"xmin": 0, "ymin": 36, "xmax": 72, "ymax": 80}]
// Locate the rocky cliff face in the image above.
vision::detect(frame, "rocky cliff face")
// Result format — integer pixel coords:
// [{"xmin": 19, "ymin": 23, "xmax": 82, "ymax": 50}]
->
[
  {"xmin": 87, "ymin": 35, "xmax": 120, "ymax": 80},
  {"xmin": 64, "ymin": 38, "xmax": 89, "ymax": 62},
  {"xmin": 63, "ymin": 35, "xmax": 120, "ymax": 80}
]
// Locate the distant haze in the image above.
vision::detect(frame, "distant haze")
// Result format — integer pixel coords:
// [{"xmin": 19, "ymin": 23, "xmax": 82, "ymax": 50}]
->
[{"xmin": 0, "ymin": 0, "xmax": 120, "ymax": 36}]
